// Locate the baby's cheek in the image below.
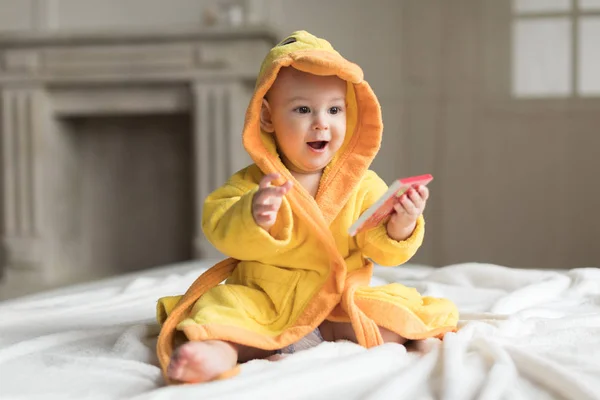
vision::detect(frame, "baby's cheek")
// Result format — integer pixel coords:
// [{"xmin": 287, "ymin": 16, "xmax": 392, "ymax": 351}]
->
[
  {"xmin": 288, "ymin": 118, "xmax": 308, "ymax": 131},
  {"xmin": 331, "ymin": 135, "xmax": 346, "ymax": 151}
]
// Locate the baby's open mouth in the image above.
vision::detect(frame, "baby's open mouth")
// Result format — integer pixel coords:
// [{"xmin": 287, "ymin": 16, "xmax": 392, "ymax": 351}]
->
[{"xmin": 307, "ymin": 141, "xmax": 329, "ymax": 150}]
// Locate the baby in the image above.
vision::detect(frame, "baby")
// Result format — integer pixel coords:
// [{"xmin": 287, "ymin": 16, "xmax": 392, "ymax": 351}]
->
[{"xmin": 157, "ymin": 31, "xmax": 458, "ymax": 385}]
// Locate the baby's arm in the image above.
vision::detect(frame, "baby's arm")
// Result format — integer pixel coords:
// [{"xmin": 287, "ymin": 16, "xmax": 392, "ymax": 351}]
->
[
  {"xmin": 201, "ymin": 172, "xmax": 294, "ymax": 260},
  {"xmin": 354, "ymin": 172, "xmax": 425, "ymax": 266}
]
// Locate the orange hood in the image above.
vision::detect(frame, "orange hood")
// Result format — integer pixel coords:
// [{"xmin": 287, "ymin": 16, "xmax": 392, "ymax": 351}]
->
[{"xmin": 242, "ymin": 30, "xmax": 383, "ymax": 225}]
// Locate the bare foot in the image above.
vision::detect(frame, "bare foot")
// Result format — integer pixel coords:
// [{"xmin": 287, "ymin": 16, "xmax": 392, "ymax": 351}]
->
[{"xmin": 167, "ymin": 340, "xmax": 238, "ymax": 383}]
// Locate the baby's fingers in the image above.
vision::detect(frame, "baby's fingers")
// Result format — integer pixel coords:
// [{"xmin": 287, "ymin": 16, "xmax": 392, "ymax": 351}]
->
[
  {"xmin": 258, "ymin": 174, "xmax": 293, "ymax": 192},
  {"xmin": 255, "ymin": 187, "xmax": 285, "ymax": 204},
  {"xmin": 399, "ymin": 194, "xmax": 419, "ymax": 216},
  {"xmin": 280, "ymin": 180, "xmax": 293, "ymax": 194},
  {"xmin": 393, "ymin": 202, "xmax": 404, "ymax": 215},
  {"xmin": 253, "ymin": 211, "xmax": 276, "ymax": 227},
  {"xmin": 254, "ymin": 203, "xmax": 278, "ymax": 216},
  {"xmin": 416, "ymin": 185, "xmax": 429, "ymax": 201},
  {"xmin": 407, "ymin": 188, "xmax": 425, "ymax": 211},
  {"xmin": 259, "ymin": 173, "xmax": 281, "ymax": 189}
]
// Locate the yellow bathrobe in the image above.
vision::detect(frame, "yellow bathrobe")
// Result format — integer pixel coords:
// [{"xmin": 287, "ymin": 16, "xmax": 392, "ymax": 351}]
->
[{"xmin": 156, "ymin": 30, "xmax": 459, "ymax": 384}]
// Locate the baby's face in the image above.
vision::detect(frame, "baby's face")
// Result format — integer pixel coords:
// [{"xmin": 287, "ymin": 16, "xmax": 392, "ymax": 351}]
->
[{"xmin": 261, "ymin": 68, "xmax": 347, "ymax": 174}]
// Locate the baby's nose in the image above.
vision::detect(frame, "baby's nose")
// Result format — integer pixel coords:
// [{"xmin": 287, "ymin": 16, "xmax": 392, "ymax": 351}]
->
[{"xmin": 312, "ymin": 114, "xmax": 329, "ymax": 130}]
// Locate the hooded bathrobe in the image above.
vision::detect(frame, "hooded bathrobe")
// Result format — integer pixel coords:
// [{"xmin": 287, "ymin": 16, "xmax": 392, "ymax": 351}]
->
[{"xmin": 156, "ymin": 30, "xmax": 459, "ymax": 384}]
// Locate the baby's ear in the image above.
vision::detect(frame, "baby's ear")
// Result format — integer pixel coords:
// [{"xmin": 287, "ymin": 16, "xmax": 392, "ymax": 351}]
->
[{"xmin": 260, "ymin": 99, "xmax": 275, "ymax": 133}]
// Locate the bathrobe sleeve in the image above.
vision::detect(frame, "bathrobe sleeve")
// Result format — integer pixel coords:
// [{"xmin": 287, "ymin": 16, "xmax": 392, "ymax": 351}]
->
[
  {"xmin": 201, "ymin": 178, "xmax": 293, "ymax": 261},
  {"xmin": 355, "ymin": 171, "xmax": 425, "ymax": 266}
]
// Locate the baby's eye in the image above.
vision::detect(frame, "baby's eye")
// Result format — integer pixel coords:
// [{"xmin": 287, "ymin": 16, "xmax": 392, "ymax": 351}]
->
[
  {"xmin": 295, "ymin": 106, "xmax": 310, "ymax": 114},
  {"xmin": 329, "ymin": 106, "xmax": 342, "ymax": 114}
]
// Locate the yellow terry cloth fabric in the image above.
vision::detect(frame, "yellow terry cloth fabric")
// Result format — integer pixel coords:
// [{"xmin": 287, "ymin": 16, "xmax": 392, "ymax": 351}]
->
[{"xmin": 156, "ymin": 30, "xmax": 459, "ymax": 384}]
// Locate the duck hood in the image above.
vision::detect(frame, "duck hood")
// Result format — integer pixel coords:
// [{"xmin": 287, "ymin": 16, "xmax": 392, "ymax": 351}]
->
[{"xmin": 242, "ymin": 30, "xmax": 383, "ymax": 224}]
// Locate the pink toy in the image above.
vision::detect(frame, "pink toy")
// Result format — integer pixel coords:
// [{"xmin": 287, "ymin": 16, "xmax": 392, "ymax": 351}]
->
[{"xmin": 348, "ymin": 174, "xmax": 433, "ymax": 236}]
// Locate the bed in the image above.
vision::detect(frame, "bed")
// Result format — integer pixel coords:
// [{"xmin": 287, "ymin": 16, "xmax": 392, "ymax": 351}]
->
[{"xmin": 1, "ymin": 259, "xmax": 599, "ymax": 400}]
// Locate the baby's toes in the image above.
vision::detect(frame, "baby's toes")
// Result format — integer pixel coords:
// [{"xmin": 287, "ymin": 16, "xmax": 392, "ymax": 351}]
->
[{"xmin": 167, "ymin": 352, "xmax": 187, "ymax": 380}]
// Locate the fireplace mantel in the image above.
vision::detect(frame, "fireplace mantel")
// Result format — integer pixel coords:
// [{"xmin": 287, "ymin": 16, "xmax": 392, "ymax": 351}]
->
[
  {"xmin": 0, "ymin": 26, "xmax": 278, "ymax": 286},
  {"xmin": 0, "ymin": 25, "xmax": 277, "ymax": 85},
  {"xmin": 0, "ymin": 25, "xmax": 278, "ymax": 47}
]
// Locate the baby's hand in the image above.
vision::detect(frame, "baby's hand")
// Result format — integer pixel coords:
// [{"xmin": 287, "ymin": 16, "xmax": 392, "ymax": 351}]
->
[
  {"xmin": 386, "ymin": 185, "xmax": 429, "ymax": 241},
  {"xmin": 252, "ymin": 173, "xmax": 293, "ymax": 231}
]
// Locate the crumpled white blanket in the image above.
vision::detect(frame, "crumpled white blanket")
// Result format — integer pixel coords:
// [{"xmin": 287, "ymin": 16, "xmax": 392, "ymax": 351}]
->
[{"xmin": 1, "ymin": 260, "xmax": 599, "ymax": 400}]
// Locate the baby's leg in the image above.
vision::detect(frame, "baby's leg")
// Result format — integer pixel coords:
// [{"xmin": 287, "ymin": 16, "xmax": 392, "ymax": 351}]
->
[
  {"xmin": 319, "ymin": 320, "xmax": 408, "ymax": 345},
  {"xmin": 167, "ymin": 340, "xmax": 275, "ymax": 383}
]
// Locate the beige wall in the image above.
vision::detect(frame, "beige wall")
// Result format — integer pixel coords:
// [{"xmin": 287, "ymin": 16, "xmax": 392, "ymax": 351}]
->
[
  {"xmin": 401, "ymin": 0, "xmax": 600, "ymax": 269},
  {"xmin": 0, "ymin": 0, "xmax": 270, "ymax": 31}
]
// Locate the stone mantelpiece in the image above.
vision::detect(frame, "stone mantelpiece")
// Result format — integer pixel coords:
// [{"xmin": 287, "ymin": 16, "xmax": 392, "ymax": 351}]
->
[
  {"xmin": 0, "ymin": 26, "xmax": 276, "ymax": 84},
  {"xmin": 0, "ymin": 26, "xmax": 277, "ymax": 286}
]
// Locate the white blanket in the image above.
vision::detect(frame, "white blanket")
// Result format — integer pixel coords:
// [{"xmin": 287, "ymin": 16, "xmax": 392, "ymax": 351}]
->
[{"xmin": 1, "ymin": 260, "xmax": 600, "ymax": 400}]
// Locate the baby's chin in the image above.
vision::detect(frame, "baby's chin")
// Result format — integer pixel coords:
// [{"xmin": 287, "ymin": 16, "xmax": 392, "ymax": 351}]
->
[
  {"xmin": 287, "ymin": 159, "xmax": 334, "ymax": 174},
  {"xmin": 280, "ymin": 150, "xmax": 339, "ymax": 174}
]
